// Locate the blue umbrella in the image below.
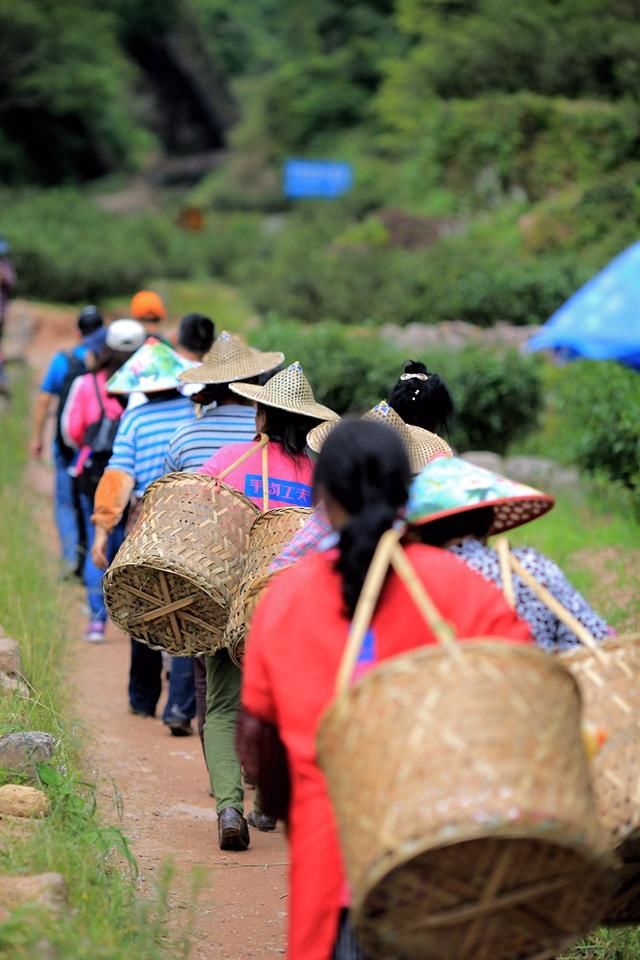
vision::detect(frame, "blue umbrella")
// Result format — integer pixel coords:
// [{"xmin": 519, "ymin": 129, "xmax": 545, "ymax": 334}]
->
[{"xmin": 527, "ymin": 241, "xmax": 640, "ymax": 369}]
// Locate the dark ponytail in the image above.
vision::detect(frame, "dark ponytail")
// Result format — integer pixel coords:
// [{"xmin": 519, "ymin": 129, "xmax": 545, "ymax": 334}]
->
[
  {"xmin": 314, "ymin": 420, "xmax": 411, "ymax": 618},
  {"xmin": 389, "ymin": 360, "xmax": 454, "ymax": 435}
]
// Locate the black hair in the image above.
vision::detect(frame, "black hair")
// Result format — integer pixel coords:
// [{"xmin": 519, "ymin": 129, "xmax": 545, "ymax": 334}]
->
[
  {"xmin": 191, "ymin": 379, "xmax": 258, "ymax": 407},
  {"xmin": 414, "ymin": 506, "xmax": 494, "ymax": 547},
  {"xmin": 389, "ymin": 360, "xmax": 454, "ymax": 435},
  {"xmin": 77, "ymin": 305, "xmax": 103, "ymax": 336},
  {"xmin": 314, "ymin": 420, "xmax": 411, "ymax": 618},
  {"xmin": 95, "ymin": 344, "xmax": 136, "ymax": 378},
  {"xmin": 258, "ymin": 403, "xmax": 318, "ymax": 459},
  {"xmin": 178, "ymin": 313, "xmax": 215, "ymax": 355}
]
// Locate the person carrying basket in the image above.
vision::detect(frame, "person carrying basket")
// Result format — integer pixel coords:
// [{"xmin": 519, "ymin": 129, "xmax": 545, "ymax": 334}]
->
[{"xmin": 198, "ymin": 361, "xmax": 339, "ymax": 851}]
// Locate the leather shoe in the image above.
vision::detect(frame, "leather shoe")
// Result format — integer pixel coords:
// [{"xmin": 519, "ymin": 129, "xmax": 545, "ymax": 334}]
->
[
  {"xmin": 218, "ymin": 807, "xmax": 250, "ymax": 851},
  {"xmin": 247, "ymin": 810, "xmax": 277, "ymax": 832}
]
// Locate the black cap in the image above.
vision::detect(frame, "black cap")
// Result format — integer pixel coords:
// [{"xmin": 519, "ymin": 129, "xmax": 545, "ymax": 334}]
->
[{"xmin": 77, "ymin": 305, "xmax": 104, "ymax": 335}]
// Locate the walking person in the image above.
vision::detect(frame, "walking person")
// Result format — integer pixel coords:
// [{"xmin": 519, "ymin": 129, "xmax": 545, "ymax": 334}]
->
[
  {"xmin": 91, "ymin": 340, "xmax": 198, "ymax": 728},
  {"xmin": 167, "ymin": 332, "xmax": 284, "ymax": 749},
  {"xmin": 271, "ymin": 359, "xmax": 454, "ymax": 571},
  {"xmin": 198, "ymin": 361, "xmax": 339, "ymax": 851},
  {"xmin": 30, "ymin": 305, "xmax": 105, "ymax": 578},
  {"xmin": 237, "ymin": 420, "xmax": 531, "ymax": 960},
  {"xmin": 407, "ymin": 456, "xmax": 611, "ymax": 650},
  {"xmin": 62, "ymin": 319, "xmax": 146, "ymax": 642}
]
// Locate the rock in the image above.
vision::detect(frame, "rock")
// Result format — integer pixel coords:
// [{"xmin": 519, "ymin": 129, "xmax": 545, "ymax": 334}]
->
[
  {"xmin": 0, "ymin": 872, "xmax": 67, "ymax": 914},
  {"xmin": 0, "ymin": 671, "xmax": 29, "ymax": 698},
  {"xmin": 0, "ymin": 732, "xmax": 56, "ymax": 776},
  {"xmin": 503, "ymin": 455, "xmax": 581, "ymax": 491},
  {"xmin": 461, "ymin": 451, "xmax": 505, "ymax": 474},
  {"xmin": 0, "ymin": 635, "xmax": 21, "ymax": 677},
  {"xmin": 0, "ymin": 785, "xmax": 49, "ymax": 818}
]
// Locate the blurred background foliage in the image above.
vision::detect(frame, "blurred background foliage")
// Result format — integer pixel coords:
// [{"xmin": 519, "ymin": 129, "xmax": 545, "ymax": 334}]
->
[{"xmin": 1, "ymin": 0, "xmax": 639, "ymax": 497}]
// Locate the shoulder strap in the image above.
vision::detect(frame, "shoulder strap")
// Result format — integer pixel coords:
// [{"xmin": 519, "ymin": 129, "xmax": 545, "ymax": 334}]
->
[
  {"xmin": 493, "ymin": 536, "xmax": 602, "ymax": 656},
  {"xmin": 92, "ymin": 373, "xmax": 106, "ymax": 417},
  {"xmin": 217, "ymin": 434, "xmax": 270, "ymax": 511},
  {"xmin": 495, "ymin": 536, "xmax": 516, "ymax": 609}
]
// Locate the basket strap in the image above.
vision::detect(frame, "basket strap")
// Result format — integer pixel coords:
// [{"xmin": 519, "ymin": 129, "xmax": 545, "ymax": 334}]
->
[
  {"xmin": 335, "ymin": 528, "xmax": 401, "ymax": 696},
  {"xmin": 495, "ymin": 536, "xmax": 516, "ymax": 609},
  {"xmin": 388, "ymin": 543, "xmax": 459, "ymax": 655},
  {"xmin": 335, "ymin": 530, "xmax": 459, "ymax": 697},
  {"xmin": 261, "ymin": 441, "xmax": 269, "ymax": 512},
  {"xmin": 505, "ymin": 549, "xmax": 604, "ymax": 658},
  {"xmin": 217, "ymin": 434, "xmax": 269, "ymax": 481}
]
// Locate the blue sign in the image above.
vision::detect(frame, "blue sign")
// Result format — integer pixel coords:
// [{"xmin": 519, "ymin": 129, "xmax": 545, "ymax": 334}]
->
[{"xmin": 284, "ymin": 159, "xmax": 353, "ymax": 199}]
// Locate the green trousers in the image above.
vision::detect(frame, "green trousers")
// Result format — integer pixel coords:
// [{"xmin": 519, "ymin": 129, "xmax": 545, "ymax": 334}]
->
[{"xmin": 204, "ymin": 649, "xmax": 244, "ymax": 815}]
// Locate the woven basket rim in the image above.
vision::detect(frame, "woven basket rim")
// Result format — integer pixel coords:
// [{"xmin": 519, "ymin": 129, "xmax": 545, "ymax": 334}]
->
[
  {"xmin": 560, "ymin": 633, "xmax": 640, "ymax": 664},
  {"xmin": 320, "ymin": 639, "xmax": 580, "ymax": 731},
  {"xmin": 352, "ymin": 822, "xmax": 615, "ymax": 920}
]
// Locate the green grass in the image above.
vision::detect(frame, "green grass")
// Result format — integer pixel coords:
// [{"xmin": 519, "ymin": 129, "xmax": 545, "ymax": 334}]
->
[
  {"xmin": 0, "ymin": 378, "xmax": 194, "ymax": 959},
  {"xmin": 105, "ymin": 277, "xmax": 256, "ymax": 335}
]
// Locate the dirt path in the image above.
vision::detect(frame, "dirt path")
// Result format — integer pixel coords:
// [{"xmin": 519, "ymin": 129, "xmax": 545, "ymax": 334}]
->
[{"xmin": 9, "ymin": 300, "xmax": 288, "ymax": 960}]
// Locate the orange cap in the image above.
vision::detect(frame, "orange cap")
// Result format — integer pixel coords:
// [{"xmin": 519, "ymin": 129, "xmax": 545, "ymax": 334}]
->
[{"xmin": 130, "ymin": 290, "xmax": 166, "ymax": 321}]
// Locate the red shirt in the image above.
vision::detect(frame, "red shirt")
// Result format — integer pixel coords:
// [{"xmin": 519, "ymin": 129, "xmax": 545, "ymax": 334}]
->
[{"xmin": 242, "ymin": 543, "xmax": 532, "ymax": 960}]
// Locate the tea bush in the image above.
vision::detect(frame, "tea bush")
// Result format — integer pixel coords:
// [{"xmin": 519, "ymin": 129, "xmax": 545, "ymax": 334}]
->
[{"xmin": 250, "ymin": 318, "xmax": 543, "ymax": 454}]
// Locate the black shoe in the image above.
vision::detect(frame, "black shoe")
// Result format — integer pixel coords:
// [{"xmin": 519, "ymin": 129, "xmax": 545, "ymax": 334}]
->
[
  {"xmin": 218, "ymin": 808, "xmax": 250, "ymax": 851},
  {"xmin": 129, "ymin": 704, "xmax": 155, "ymax": 718},
  {"xmin": 247, "ymin": 810, "xmax": 277, "ymax": 832},
  {"xmin": 166, "ymin": 719, "xmax": 193, "ymax": 737}
]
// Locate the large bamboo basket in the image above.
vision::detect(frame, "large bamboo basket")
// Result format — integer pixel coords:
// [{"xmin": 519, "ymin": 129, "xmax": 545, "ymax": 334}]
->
[
  {"xmin": 104, "ymin": 472, "xmax": 259, "ymax": 655},
  {"xmin": 317, "ymin": 531, "xmax": 613, "ymax": 960},
  {"xmin": 225, "ymin": 506, "xmax": 312, "ymax": 667},
  {"xmin": 495, "ymin": 540, "xmax": 640, "ymax": 924}
]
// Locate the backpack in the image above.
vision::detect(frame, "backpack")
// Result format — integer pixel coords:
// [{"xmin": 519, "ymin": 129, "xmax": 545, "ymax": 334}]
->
[
  {"xmin": 55, "ymin": 350, "xmax": 87, "ymax": 461},
  {"xmin": 76, "ymin": 374, "xmax": 121, "ymax": 496}
]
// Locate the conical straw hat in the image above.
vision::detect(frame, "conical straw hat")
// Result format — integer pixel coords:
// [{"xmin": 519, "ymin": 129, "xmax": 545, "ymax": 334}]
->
[
  {"xmin": 230, "ymin": 361, "xmax": 339, "ymax": 422},
  {"xmin": 406, "ymin": 456, "xmax": 554, "ymax": 535},
  {"xmin": 106, "ymin": 338, "xmax": 194, "ymax": 395},
  {"xmin": 306, "ymin": 401, "xmax": 453, "ymax": 474},
  {"xmin": 178, "ymin": 331, "xmax": 284, "ymax": 385}
]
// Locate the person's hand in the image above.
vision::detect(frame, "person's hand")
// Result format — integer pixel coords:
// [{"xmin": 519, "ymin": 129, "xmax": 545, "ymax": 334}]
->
[
  {"xmin": 91, "ymin": 528, "xmax": 110, "ymax": 569},
  {"xmin": 30, "ymin": 438, "xmax": 43, "ymax": 459}
]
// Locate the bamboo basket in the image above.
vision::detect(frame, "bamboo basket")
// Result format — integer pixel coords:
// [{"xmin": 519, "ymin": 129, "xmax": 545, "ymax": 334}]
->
[
  {"xmin": 103, "ymin": 471, "xmax": 259, "ymax": 655},
  {"xmin": 317, "ymin": 531, "xmax": 613, "ymax": 960},
  {"xmin": 496, "ymin": 539, "xmax": 640, "ymax": 924},
  {"xmin": 225, "ymin": 506, "xmax": 312, "ymax": 667}
]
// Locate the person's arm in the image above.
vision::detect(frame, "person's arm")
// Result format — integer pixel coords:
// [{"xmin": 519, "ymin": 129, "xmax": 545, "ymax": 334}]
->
[
  {"xmin": 60, "ymin": 377, "xmax": 85, "ymax": 449},
  {"xmin": 30, "ymin": 392, "xmax": 55, "ymax": 458},
  {"xmin": 91, "ymin": 469, "xmax": 135, "ymax": 567},
  {"xmin": 164, "ymin": 436, "xmax": 180, "ymax": 475},
  {"xmin": 270, "ymin": 505, "xmax": 332, "ymax": 573},
  {"xmin": 516, "ymin": 548, "xmax": 611, "ymax": 648}
]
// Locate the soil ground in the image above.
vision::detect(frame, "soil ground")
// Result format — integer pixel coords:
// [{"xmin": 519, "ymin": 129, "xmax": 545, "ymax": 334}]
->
[{"xmin": 8, "ymin": 300, "xmax": 287, "ymax": 960}]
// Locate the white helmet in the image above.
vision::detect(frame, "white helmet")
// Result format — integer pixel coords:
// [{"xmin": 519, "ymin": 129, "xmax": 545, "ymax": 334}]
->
[{"xmin": 106, "ymin": 319, "xmax": 146, "ymax": 352}]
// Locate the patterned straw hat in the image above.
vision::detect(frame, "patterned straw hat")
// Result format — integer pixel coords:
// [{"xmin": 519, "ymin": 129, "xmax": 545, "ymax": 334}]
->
[
  {"xmin": 106, "ymin": 338, "xmax": 195, "ymax": 395},
  {"xmin": 178, "ymin": 331, "xmax": 284, "ymax": 385},
  {"xmin": 230, "ymin": 361, "xmax": 339, "ymax": 422},
  {"xmin": 407, "ymin": 456, "xmax": 555, "ymax": 535},
  {"xmin": 307, "ymin": 401, "xmax": 453, "ymax": 474}
]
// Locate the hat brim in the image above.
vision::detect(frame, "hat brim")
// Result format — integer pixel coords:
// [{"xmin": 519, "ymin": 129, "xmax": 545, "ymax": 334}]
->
[
  {"xmin": 108, "ymin": 376, "xmax": 183, "ymax": 396},
  {"xmin": 230, "ymin": 381, "xmax": 339, "ymax": 422},
  {"xmin": 307, "ymin": 419, "xmax": 452, "ymax": 473},
  {"xmin": 409, "ymin": 494, "xmax": 554, "ymax": 536},
  {"xmin": 178, "ymin": 351, "xmax": 284, "ymax": 385}
]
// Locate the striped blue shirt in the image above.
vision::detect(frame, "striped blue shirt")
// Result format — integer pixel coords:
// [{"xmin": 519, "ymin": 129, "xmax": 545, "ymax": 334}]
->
[
  {"xmin": 109, "ymin": 395, "xmax": 195, "ymax": 496},
  {"xmin": 164, "ymin": 404, "xmax": 256, "ymax": 473}
]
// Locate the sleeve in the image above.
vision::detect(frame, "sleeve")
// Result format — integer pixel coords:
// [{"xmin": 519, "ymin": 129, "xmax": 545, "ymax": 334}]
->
[
  {"xmin": 236, "ymin": 709, "xmax": 291, "ymax": 822},
  {"xmin": 106, "ymin": 411, "xmax": 137, "ymax": 478},
  {"xmin": 270, "ymin": 506, "xmax": 332, "ymax": 572},
  {"xmin": 40, "ymin": 353, "xmax": 65, "ymax": 395},
  {"xmin": 61, "ymin": 376, "xmax": 85, "ymax": 449},
  {"xmin": 92, "ymin": 468, "xmax": 135, "ymax": 532},
  {"xmin": 518, "ymin": 548, "xmax": 611, "ymax": 647},
  {"xmin": 164, "ymin": 432, "xmax": 180, "ymax": 474},
  {"xmin": 241, "ymin": 589, "xmax": 281, "ymax": 724}
]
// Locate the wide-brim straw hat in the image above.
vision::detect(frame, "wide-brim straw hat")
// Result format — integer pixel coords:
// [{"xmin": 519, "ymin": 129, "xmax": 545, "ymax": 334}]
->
[
  {"xmin": 307, "ymin": 401, "xmax": 453, "ymax": 474},
  {"xmin": 106, "ymin": 338, "xmax": 195, "ymax": 395},
  {"xmin": 178, "ymin": 331, "xmax": 284, "ymax": 385},
  {"xmin": 406, "ymin": 456, "xmax": 554, "ymax": 535},
  {"xmin": 230, "ymin": 361, "xmax": 339, "ymax": 422}
]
